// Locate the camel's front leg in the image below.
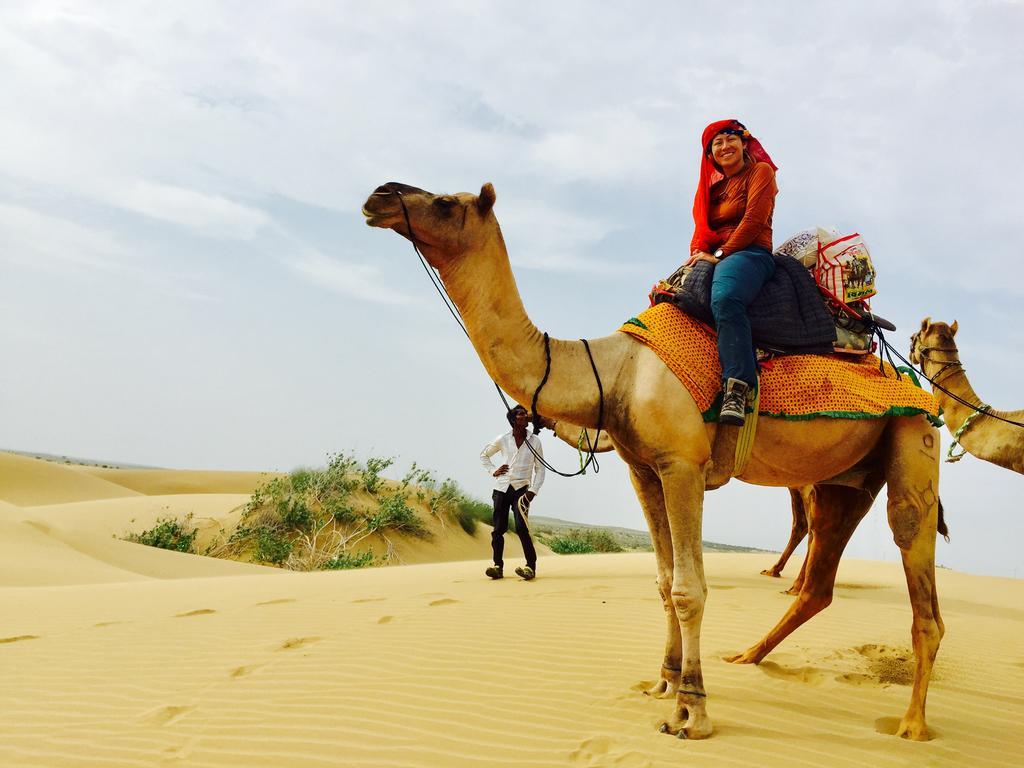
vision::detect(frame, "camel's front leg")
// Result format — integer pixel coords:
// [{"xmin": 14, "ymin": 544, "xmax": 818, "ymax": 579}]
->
[
  {"xmin": 761, "ymin": 487, "xmax": 809, "ymax": 577},
  {"xmin": 656, "ymin": 460, "xmax": 712, "ymax": 739},
  {"xmin": 886, "ymin": 417, "xmax": 943, "ymax": 741},
  {"xmin": 627, "ymin": 464, "xmax": 679, "ymax": 698}
]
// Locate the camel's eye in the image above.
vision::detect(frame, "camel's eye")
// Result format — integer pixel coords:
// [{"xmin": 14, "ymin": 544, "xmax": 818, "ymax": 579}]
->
[{"xmin": 433, "ymin": 197, "xmax": 458, "ymax": 216}]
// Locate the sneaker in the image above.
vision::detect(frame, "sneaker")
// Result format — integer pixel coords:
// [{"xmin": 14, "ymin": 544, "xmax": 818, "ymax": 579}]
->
[
  {"xmin": 719, "ymin": 378, "xmax": 749, "ymax": 426},
  {"xmin": 485, "ymin": 565, "xmax": 503, "ymax": 580},
  {"xmin": 515, "ymin": 566, "xmax": 536, "ymax": 581}
]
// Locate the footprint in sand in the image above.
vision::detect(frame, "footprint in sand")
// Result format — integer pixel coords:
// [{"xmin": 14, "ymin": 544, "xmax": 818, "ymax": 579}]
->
[
  {"xmin": 351, "ymin": 597, "xmax": 387, "ymax": 604},
  {"xmin": 94, "ymin": 621, "xmax": 125, "ymax": 628},
  {"xmin": 756, "ymin": 660, "xmax": 827, "ymax": 685},
  {"xmin": 377, "ymin": 616, "xmax": 394, "ymax": 624},
  {"xmin": 277, "ymin": 637, "xmax": 321, "ymax": 651},
  {"xmin": 229, "ymin": 663, "xmax": 265, "ymax": 678},
  {"xmin": 855, "ymin": 644, "xmax": 915, "ymax": 685},
  {"xmin": 143, "ymin": 705, "xmax": 195, "ymax": 726},
  {"xmin": 175, "ymin": 609, "xmax": 216, "ymax": 618},
  {"xmin": 836, "ymin": 672, "xmax": 876, "ymax": 686},
  {"xmin": 0, "ymin": 635, "xmax": 39, "ymax": 644},
  {"xmin": 429, "ymin": 598, "xmax": 459, "ymax": 607},
  {"xmin": 255, "ymin": 598, "xmax": 297, "ymax": 607},
  {"xmin": 570, "ymin": 736, "xmax": 648, "ymax": 767}
]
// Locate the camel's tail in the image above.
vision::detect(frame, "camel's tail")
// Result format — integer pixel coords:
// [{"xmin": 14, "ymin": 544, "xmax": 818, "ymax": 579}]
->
[{"xmin": 937, "ymin": 497, "xmax": 949, "ymax": 542}]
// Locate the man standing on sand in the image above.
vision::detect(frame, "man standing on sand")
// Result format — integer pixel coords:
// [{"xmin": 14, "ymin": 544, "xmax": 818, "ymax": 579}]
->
[{"xmin": 480, "ymin": 404, "xmax": 545, "ymax": 581}]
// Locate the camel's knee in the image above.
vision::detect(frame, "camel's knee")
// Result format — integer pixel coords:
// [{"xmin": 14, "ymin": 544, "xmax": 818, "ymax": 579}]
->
[
  {"xmin": 656, "ymin": 575, "xmax": 673, "ymax": 607},
  {"xmin": 796, "ymin": 590, "xmax": 832, "ymax": 617},
  {"xmin": 670, "ymin": 589, "xmax": 706, "ymax": 623},
  {"xmin": 887, "ymin": 494, "xmax": 934, "ymax": 551}
]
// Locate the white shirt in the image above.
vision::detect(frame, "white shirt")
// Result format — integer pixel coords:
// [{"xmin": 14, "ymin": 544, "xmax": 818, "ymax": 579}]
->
[{"xmin": 480, "ymin": 430, "xmax": 546, "ymax": 494}]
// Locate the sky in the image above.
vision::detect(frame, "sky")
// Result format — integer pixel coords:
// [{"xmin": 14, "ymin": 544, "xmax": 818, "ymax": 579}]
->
[{"xmin": 2, "ymin": 1, "xmax": 1023, "ymax": 577}]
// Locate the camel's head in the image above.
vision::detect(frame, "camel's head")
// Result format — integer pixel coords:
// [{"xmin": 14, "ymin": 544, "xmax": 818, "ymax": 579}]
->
[
  {"xmin": 909, "ymin": 317, "xmax": 959, "ymax": 365},
  {"xmin": 362, "ymin": 182, "xmax": 497, "ymax": 269}
]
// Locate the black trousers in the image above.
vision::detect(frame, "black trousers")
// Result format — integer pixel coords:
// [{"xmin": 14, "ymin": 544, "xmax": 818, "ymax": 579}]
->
[{"xmin": 491, "ymin": 486, "xmax": 537, "ymax": 570}]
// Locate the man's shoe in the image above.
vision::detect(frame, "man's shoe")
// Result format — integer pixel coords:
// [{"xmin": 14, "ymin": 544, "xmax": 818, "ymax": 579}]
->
[
  {"xmin": 485, "ymin": 565, "xmax": 503, "ymax": 580},
  {"xmin": 719, "ymin": 378, "xmax": 750, "ymax": 426},
  {"xmin": 515, "ymin": 566, "xmax": 536, "ymax": 581}
]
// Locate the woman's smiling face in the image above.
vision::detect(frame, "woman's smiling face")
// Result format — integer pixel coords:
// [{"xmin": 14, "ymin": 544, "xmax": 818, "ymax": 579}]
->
[{"xmin": 710, "ymin": 132, "xmax": 746, "ymax": 171}]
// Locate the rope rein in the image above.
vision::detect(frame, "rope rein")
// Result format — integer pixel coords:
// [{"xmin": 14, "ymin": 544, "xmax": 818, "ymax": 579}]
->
[
  {"xmin": 877, "ymin": 331, "xmax": 1024, "ymax": 429},
  {"xmin": 395, "ymin": 190, "xmax": 603, "ymax": 477}
]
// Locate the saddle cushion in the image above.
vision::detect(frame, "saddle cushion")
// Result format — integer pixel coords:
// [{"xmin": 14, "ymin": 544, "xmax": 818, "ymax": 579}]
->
[
  {"xmin": 619, "ymin": 303, "xmax": 940, "ymax": 423},
  {"xmin": 671, "ymin": 256, "xmax": 837, "ymax": 355}
]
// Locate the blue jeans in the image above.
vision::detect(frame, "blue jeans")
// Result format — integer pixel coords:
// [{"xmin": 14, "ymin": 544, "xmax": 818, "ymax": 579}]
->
[{"xmin": 710, "ymin": 246, "xmax": 774, "ymax": 387}]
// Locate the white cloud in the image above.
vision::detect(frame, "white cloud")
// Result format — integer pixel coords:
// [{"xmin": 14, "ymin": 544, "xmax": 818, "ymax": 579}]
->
[
  {"xmin": 287, "ymin": 248, "xmax": 415, "ymax": 305},
  {"xmin": 112, "ymin": 182, "xmax": 270, "ymax": 240}
]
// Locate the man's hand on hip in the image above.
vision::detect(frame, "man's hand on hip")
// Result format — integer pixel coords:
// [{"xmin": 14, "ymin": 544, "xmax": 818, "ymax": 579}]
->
[{"xmin": 493, "ymin": 464, "xmax": 510, "ymax": 477}]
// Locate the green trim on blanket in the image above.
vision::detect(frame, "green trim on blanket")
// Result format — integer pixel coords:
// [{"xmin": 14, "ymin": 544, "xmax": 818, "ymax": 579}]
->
[
  {"xmin": 703, "ymin": 403, "xmax": 942, "ymax": 426},
  {"xmin": 623, "ymin": 316, "xmax": 648, "ymax": 331}
]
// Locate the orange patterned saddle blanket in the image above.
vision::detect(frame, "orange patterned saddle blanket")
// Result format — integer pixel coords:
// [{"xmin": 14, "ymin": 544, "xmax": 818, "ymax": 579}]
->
[{"xmin": 618, "ymin": 304, "xmax": 940, "ymax": 423}]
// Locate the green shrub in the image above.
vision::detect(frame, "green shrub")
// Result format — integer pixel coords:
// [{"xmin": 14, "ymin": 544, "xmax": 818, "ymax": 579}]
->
[
  {"xmin": 368, "ymin": 492, "xmax": 427, "ymax": 537},
  {"xmin": 125, "ymin": 514, "xmax": 198, "ymax": 553},
  {"xmin": 277, "ymin": 496, "xmax": 314, "ymax": 530},
  {"xmin": 547, "ymin": 528, "xmax": 623, "ymax": 555},
  {"xmin": 362, "ymin": 456, "xmax": 394, "ymax": 494},
  {"xmin": 322, "ymin": 550, "xmax": 375, "ymax": 570},
  {"xmin": 254, "ymin": 529, "xmax": 293, "ymax": 564}
]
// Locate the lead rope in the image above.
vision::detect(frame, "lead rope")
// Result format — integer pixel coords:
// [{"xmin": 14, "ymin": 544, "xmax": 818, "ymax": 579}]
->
[
  {"xmin": 874, "ymin": 331, "xmax": 1024, "ymax": 429},
  {"xmin": 395, "ymin": 190, "xmax": 602, "ymax": 477}
]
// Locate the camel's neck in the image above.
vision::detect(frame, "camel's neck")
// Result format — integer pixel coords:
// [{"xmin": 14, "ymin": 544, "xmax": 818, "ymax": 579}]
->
[
  {"xmin": 435, "ymin": 226, "xmax": 613, "ymax": 428},
  {"xmin": 925, "ymin": 362, "xmax": 986, "ymax": 428}
]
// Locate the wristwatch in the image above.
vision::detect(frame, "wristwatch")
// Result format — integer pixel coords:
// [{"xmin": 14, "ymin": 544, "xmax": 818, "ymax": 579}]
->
[{"xmin": 713, "ymin": 248, "xmax": 725, "ymax": 261}]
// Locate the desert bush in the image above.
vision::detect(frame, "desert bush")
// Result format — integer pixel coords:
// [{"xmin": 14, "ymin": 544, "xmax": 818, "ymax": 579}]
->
[
  {"xmin": 367, "ymin": 492, "xmax": 427, "ymax": 537},
  {"xmin": 124, "ymin": 514, "xmax": 198, "ymax": 553},
  {"xmin": 547, "ymin": 528, "xmax": 623, "ymax": 555},
  {"xmin": 361, "ymin": 456, "xmax": 394, "ymax": 494},
  {"xmin": 253, "ymin": 528, "xmax": 293, "ymax": 564},
  {"xmin": 322, "ymin": 550, "xmax": 375, "ymax": 570}
]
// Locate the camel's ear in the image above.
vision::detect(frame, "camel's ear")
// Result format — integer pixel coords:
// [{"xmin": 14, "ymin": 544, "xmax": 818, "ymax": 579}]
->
[
  {"xmin": 950, "ymin": 320, "xmax": 958, "ymax": 336},
  {"xmin": 477, "ymin": 183, "xmax": 496, "ymax": 216},
  {"xmin": 920, "ymin": 317, "xmax": 931, "ymax": 331}
]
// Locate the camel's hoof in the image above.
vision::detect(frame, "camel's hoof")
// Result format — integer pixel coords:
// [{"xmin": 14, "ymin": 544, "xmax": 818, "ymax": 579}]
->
[
  {"xmin": 723, "ymin": 650, "xmax": 759, "ymax": 665},
  {"xmin": 676, "ymin": 730, "xmax": 687, "ymax": 740},
  {"xmin": 644, "ymin": 679, "xmax": 677, "ymax": 698},
  {"xmin": 895, "ymin": 717, "xmax": 931, "ymax": 741},
  {"xmin": 658, "ymin": 723, "xmax": 669, "ymax": 734},
  {"xmin": 760, "ymin": 569, "xmax": 782, "ymax": 578}
]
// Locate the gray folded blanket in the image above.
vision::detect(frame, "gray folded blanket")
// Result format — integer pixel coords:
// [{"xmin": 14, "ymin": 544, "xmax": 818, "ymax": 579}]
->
[{"xmin": 671, "ymin": 256, "xmax": 837, "ymax": 355}]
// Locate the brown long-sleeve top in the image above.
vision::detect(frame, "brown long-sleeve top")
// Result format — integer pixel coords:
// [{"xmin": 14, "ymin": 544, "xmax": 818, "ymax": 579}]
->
[{"xmin": 690, "ymin": 161, "xmax": 777, "ymax": 257}]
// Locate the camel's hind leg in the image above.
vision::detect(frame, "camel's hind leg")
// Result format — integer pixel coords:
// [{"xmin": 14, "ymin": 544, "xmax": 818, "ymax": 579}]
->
[
  {"xmin": 886, "ymin": 417, "xmax": 943, "ymax": 741},
  {"xmin": 725, "ymin": 480, "xmax": 881, "ymax": 664},
  {"xmin": 627, "ymin": 463, "xmax": 679, "ymax": 699},
  {"xmin": 761, "ymin": 487, "xmax": 809, "ymax": 578}
]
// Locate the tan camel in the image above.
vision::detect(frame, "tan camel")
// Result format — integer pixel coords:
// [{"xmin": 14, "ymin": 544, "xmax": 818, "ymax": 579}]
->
[
  {"xmin": 911, "ymin": 318, "xmax": 1024, "ymax": 474},
  {"xmin": 363, "ymin": 181, "xmax": 944, "ymax": 740}
]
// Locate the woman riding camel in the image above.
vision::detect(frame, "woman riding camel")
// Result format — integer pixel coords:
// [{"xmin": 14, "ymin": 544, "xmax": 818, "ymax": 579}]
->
[{"xmin": 687, "ymin": 118, "xmax": 778, "ymax": 426}]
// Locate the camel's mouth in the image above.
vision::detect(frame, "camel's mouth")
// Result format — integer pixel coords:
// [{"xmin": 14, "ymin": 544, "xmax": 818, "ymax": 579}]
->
[
  {"xmin": 361, "ymin": 206, "xmax": 398, "ymax": 228},
  {"xmin": 362, "ymin": 182, "xmax": 428, "ymax": 229}
]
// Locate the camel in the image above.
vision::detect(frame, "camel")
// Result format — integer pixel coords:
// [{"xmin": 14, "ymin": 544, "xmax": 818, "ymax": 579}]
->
[
  {"xmin": 363, "ymin": 181, "xmax": 944, "ymax": 740},
  {"xmin": 911, "ymin": 318, "xmax": 1024, "ymax": 474}
]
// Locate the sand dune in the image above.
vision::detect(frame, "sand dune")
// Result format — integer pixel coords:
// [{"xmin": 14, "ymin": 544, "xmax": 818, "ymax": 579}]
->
[
  {"xmin": 0, "ymin": 451, "xmax": 142, "ymax": 506},
  {"xmin": 0, "ymin": 452, "xmax": 1021, "ymax": 766}
]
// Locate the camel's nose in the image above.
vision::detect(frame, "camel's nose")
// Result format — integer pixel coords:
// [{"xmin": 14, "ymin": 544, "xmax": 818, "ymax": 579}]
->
[{"xmin": 372, "ymin": 182, "xmax": 427, "ymax": 196}]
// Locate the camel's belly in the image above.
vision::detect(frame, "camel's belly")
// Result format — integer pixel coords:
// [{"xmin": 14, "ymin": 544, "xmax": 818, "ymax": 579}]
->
[{"xmin": 735, "ymin": 416, "xmax": 887, "ymax": 487}]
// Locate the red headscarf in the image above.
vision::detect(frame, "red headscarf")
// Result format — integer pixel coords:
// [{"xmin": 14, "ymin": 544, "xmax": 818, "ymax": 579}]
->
[{"xmin": 691, "ymin": 119, "xmax": 777, "ymax": 253}]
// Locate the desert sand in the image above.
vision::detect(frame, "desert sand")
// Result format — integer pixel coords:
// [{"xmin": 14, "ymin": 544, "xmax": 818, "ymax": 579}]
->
[{"xmin": 1, "ymin": 451, "xmax": 1022, "ymax": 767}]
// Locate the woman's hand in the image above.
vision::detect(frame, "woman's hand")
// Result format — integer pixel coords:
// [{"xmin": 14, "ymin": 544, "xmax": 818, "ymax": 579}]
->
[{"xmin": 685, "ymin": 250, "xmax": 718, "ymax": 267}]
